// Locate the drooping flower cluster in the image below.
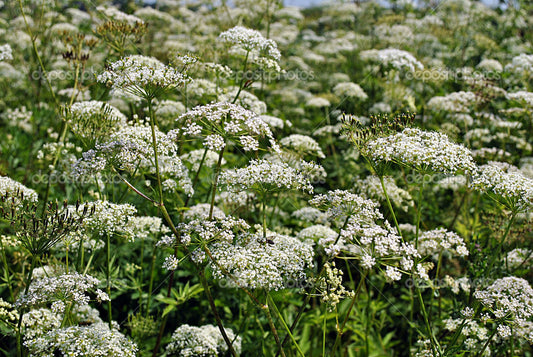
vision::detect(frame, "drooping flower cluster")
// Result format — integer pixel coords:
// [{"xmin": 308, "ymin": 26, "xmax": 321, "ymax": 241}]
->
[
  {"xmin": 365, "ymin": 128, "xmax": 477, "ymax": 174},
  {"xmin": 470, "ymin": 162, "xmax": 533, "ymax": 212},
  {"xmin": 97, "ymin": 55, "xmax": 189, "ymax": 98},
  {"xmin": 209, "ymin": 232, "xmax": 314, "ymax": 290},
  {"xmin": 315, "ymin": 261, "xmax": 355, "ymax": 310},
  {"xmin": 166, "ymin": 324, "xmax": 242, "ymax": 357},
  {"xmin": 175, "ymin": 101, "xmax": 278, "ymax": 152}
]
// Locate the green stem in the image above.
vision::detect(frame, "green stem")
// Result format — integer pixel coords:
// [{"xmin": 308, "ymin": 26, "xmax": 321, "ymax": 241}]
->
[
  {"xmin": 330, "ymin": 270, "xmax": 368, "ymax": 356},
  {"xmin": 148, "ymin": 98, "xmax": 164, "ymax": 205},
  {"xmin": 268, "ymin": 293, "xmax": 305, "ymax": 357},
  {"xmin": 106, "ymin": 233, "xmax": 112, "ymax": 329},
  {"xmin": 145, "ymin": 246, "xmax": 157, "ymax": 317},
  {"xmin": 209, "ymin": 147, "xmax": 225, "ymax": 220},
  {"xmin": 378, "ymin": 175, "xmax": 403, "ymax": 241},
  {"xmin": 263, "ymin": 294, "xmax": 286, "ymax": 357},
  {"xmin": 199, "ymin": 269, "xmax": 238, "ymax": 357},
  {"xmin": 16, "ymin": 256, "xmax": 38, "ymax": 357}
]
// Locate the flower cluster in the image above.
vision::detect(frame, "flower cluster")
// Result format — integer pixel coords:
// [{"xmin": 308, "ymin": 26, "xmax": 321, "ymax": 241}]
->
[
  {"xmin": 470, "ymin": 162, "xmax": 533, "ymax": 212},
  {"xmin": 69, "ymin": 200, "xmax": 137, "ymax": 237},
  {"xmin": 67, "ymin": 100, "xmax": 127, "ymax": 143},
  {"xmin": 220, "ymin": 159, "xmax": 315, "ymax": 195},
  {"xmin": 25, "ymin": 321, "xmax": 138, "ymax": 357},
  {"xmin": 73, "ymin": 123, "xmax": 193, "ymax": 195},
  {"xmin": 417, "ymin": 228, "xmax": 469, "ymax": 258},
  {"xmin": 333, "ymin": 82, "xmax": 368, "ymax": 100},
  {"xmin": 365, "ymin": 128, "xmax": 477, "ymax": 174},
  {"xmin": 176, "ymin": 101, "xmax": 278, "ymax": 152},
  {"xmin": 360, "ymin": 48, "xmax": 423, "ymax": 73},
  {"xmin": 280, "ymin": 134, "xmax": 325, "ymax": 159},
  {"xmin": 16, "ymin": 272, "xmax": 108, "ymax": 312},
  {"xmin": 209, "ymin": 232, "xmax": 314, "ymax": 290},
  {"xmin": 97, "ymin": 55, "xmax": 189, "ymax": 98},
  {"xmin": 219, "ymin": 26, "xmax": 281, "ymax": 61},
  {"xmin": 474, "ymin": 276, "xmax": 533, "ymax": 339},
  {"xmin": 0, "ymin": 44, "xmax": 12, "ymax": 61},
  {"xmin": 315, "ymin": 262, "xmax": 355, "ymax": 310},
  {"xmin": 309, "ymin": 190, "xmax": 383, "ymax": 224},
  {"xmin": 166, "ymin": 324, "xmax": 241, "ymax": 357},
  {"xmin": 0, "ymin": 175, "xmax": 38, "ymax": 208},
  {"xmin": 427, "ymin": 91, "xmax": 478, "ymax": 113}
]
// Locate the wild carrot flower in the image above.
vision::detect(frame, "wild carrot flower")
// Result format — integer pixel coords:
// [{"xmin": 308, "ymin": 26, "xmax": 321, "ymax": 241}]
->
[
  {"xmin": 175, "ymin": 101, "xmax": 278, "ymax": 152},
  {"xmin": 97, "ymin": 55, "xmax": 189, "ymax": 98},
  {"xmin": 166, "ymin": 324, "xmax": 241, "ymax": 356},
  {"xmin": 208, "ymin": 231, "xmax": 314, "ymax": 290},
  {"xmin": 470, "ymin": 161, "xmax": 533, "ymax": 212},
  {"xmin": 365, "ymin": 127, "xmax": 477, "ymax": 175},
  {"xmin": 220, "ymin": 159, "xmax": 315, "ymax": 195}
]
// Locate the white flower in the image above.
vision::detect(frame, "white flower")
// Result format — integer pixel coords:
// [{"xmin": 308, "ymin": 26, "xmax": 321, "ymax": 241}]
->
[
  {"xmin": 333, "ymin": 82, "xmax": 368, "ymax": 100},
  {"xmin": 166, "ymin": 324, "xmax": 241, "ymax": 356},
  {"xmin": 360, "ymin": 48, "xmax": 423, "ymax": 73},
  {"xmin": 0, "ymin": 44, "xmax": 13, "ymax": 61},
  {"xmin": 97, "ymin": 55, "xmax": 189, "ymax": 98},
  {"xmin": 219, "ymin": 26, "xmax": 281, "ymax": 61},
  {"xmin": 366, "ymin": 128, "xmax": 477, "ymax": 175}
]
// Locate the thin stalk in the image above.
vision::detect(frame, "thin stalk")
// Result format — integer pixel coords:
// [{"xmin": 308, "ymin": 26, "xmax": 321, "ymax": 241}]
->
[
  {"xmin": 415, "ymin": 287, "xmax": 441, "ymax": 357},
  {"xmin": 17, "ymin": 0, "xmax": 58, "ymax": 107},
  {"xmin": 145, "ymin": 247, "xmax": 157, "ymax": 317},
  {"xmin": 378, "ymin": 175, "xmax": 403, "ymax": 240},
  {"xmin": 199, "ymin": 269, "xmax": 239, "ymax": 357},
  {"xmin": 208, "ymin": 147, "xmax": 225, "ymax": 220},
  {"xmin": 477, "ymin": 328, "xmax": 498, "ymax": 357},
  {"xmin": 330, "ymin": 270, "xmax": 368, "ymax": 356},
  {"xmin": 16, "ymin": 255, "xmax": 38, "ymax": 357},
  {"xmin": 268, "ymin": 293, "xmax": 305, "ymax": 357},
  {"xmin": 148, "ymin": 98, "xmax": 164, "ymax": 205},
  {"xmin": 232, "ymin": 51, "xmax": 250, "ymax": 104},
  {"xmin": 105, "ymin": 233, "xmax": 112, "ymax": 329},
  {"xmin": 0, "ymin": 238, "xmax": 15, "ymax": 302},
  {"xmin": 263, "ymin": 296, "xmax": 286, "ymax": 357}
]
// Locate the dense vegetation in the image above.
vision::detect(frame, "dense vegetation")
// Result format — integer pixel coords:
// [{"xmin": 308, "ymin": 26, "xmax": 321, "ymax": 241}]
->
[{"xmin": 0, "ymin": 0, "xmax": 533, "ymax": 356}]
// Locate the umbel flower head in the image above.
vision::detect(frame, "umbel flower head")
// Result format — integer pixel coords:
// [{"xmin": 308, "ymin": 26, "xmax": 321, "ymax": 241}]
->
[
  {"xmin": 174, "ymin": 101, "xmax": 279, "ymax": 153},
  {"xmin": 208, "ymin": 231, "xmax": 314, "ymax": 291},
  {"xmin": 166, "ymin": 324, "xmax": 241, "ymax": 357},
  {"xmin": 219, "ymin": 26, "xmax": 281, "ymax": 61},
  {"xmin": 470, "ymin": 161, "xmax": 533, "ymax": 213},
  {"xmin": 365, "ymin": 127, "xmax": 477, "ymax": 175},
  {"xmin": 219, "ymin": 158, "xmax": 315, "ymax": 196},
  {"xmin": 97, "ymin": 55, "xmax": 190, "ymax": 99}
]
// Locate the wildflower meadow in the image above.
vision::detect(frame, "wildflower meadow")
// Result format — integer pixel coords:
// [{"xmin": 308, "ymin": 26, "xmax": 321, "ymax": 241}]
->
[{"xmin": 0, "ymin": 0, "xmax": 532, "ymax": 356}]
